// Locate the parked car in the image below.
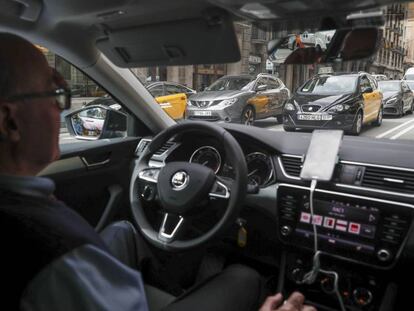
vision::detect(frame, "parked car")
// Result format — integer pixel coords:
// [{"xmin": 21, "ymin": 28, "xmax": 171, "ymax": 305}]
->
[
  {"xmin": 186, "ymin": 74, "xmax": 290, "ymax": 125},
  {"xmin": 378, "ymin": 80, "xmax": 414, "ymax": 116},
  {"xmin": 403, "ymin": 67, "xmax": 414, "ymax": 80},
  {"xmin": 405, "ymin": 80, "xmax": 414, "ymax": 95},
  {"xmin": 373, "ymin": 74, "xmax": 388, "ymax": 81},
  {"xmin": 84, "ymin": 82, "xmax": 194, "ymax": 120},
  {"xmin": 283, "ymin": 72, "xmax": 383, "ymax": 135}
]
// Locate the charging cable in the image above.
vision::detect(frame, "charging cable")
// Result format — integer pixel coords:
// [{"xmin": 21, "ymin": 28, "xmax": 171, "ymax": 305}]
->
[
  {"xmin": 299, "ymin": 179, "xmax": 346, "ymax": 311},
  {"xmin": 300, "ymin": 179, "xmax": 319, "ymax": 284}
]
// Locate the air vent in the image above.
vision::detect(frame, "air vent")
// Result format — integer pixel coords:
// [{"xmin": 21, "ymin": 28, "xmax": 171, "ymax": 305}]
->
[
  {"xmin": 361, "ymin": 166, "xmax": 414, "ymax": 194},
  {"xmin": 280, "ymin": 155, "xmax": 303, "ymax": 178},
  {"xmin": 154, "ymin": 141, "xmax": 175, "ymax": 156},
  {"xmin": 135, "ymin": 139, "xmax": 151, "ymax": 156}
]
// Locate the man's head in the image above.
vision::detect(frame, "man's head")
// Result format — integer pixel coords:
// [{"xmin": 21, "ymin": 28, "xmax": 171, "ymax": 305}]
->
[{"xmin": 0, "ymin": 33, "xmax": 66, "ymax": 176}]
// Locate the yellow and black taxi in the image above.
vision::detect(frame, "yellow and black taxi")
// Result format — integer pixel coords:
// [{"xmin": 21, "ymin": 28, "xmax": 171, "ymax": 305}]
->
[{"xmin": 283, "ymin": 72, "xmax": 383, "ymax": 135}]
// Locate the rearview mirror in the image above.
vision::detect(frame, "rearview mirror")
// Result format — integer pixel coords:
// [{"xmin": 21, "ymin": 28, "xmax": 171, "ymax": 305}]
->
[
  {"xmin": 65, "ymin": 105, "xmax": 127, "ymax": 140},
  {"xmin": 268, "ymin": 27, "xmax": 380, "ymax": 64},
  {"xmin": 256, "ymin": 84, "xmax": 267, "ymax": 92}
]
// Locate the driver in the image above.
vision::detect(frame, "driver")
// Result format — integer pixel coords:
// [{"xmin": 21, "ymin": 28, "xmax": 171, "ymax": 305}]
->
[{"xmin": 0, "ymin": 33, "xmax": 316, "ymax": 311}]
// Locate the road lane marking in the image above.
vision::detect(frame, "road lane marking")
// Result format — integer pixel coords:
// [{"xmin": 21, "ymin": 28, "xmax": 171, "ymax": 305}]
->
[
  {"xmin": 375, "ymin": 118, "xmax": 414, "ymax": 138},
  {"xmin": 390, "ymin": 124, "xmax": 414, "ymax": 140}
]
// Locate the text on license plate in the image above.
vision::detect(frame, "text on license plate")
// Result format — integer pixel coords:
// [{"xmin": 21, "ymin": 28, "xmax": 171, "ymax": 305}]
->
[
  {"xmin": 194, "ymin": 111, "xmax": 212, "ymax": 116},
  {"xmin": 298, "ymin": 114, "xmax": 332, "ymax": 121}
]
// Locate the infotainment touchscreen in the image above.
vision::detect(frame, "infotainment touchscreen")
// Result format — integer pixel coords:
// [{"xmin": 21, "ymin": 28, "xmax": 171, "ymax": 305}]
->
[{"xmin": 295, "ymin": 199, "xmax": 380, "ymax": 254}]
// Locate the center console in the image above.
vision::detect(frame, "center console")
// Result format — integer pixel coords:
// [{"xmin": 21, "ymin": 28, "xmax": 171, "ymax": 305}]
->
[
  {"xmin": 276, "ymin": 184, "xmax": 413, "ymax": 310},
  {"xmin": 277, "ymin": 184, "xmax": 413, "ymax": 268}
]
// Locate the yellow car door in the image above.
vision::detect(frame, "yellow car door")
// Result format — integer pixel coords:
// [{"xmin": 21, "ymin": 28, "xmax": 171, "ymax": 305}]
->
[
  {"xmin": 361, "ymin": 76, "xmax": 378, "ymax": 123},
  {"xmin": 368, "ymin": 76, "xmax": 383, "ymax": 121},
  {"xmin": 248, "ymin": 77, "xmax": 269, "ymax": 118},
  {"xmin": 155, "ymin": 93, "xmax": 187, "ymax": 120}
]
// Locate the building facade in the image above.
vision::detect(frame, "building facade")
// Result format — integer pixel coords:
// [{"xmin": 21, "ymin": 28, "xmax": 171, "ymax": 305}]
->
[{"xmin": 370, "ymin": 3, "xmax": 408, "ymax": 79}]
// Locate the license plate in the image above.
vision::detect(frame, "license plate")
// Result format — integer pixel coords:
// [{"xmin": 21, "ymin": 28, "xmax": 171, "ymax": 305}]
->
[
  {"xmin": 194, "ymin": 110, "xmax": 212, "ymax": 116},
  {"xmin": 297, "ymin": 114, "xmax": 332, "ymax": 121}
]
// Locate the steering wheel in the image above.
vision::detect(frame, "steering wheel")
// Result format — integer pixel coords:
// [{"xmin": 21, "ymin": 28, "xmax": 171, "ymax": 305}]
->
[{"xmin": 130, "ymin": 122, "xmax": 247, "ymax": 251}]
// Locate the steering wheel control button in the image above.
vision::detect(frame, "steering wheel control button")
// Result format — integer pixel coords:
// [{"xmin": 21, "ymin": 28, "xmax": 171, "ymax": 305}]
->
[
  {"xmin": 377, "ymin": 249, "xmax": 391, "ymax": 262},
  {"xmin": 138, "ymin": 169, "xmax": 160, "ymax": 183},
  {"xmin": 171, "ymin": 170, "xmax": 190, "ymax": 190},
  {"xmin": 158, "ymin": 213, "xmax": 184, "ymax": 242},
  {"xmin": 281, "ymin": 225, "xmax": 292, "ymax": 236},
  {"xmin": 209, "ymin": 180, "xmax": 230, "ymax": 199}
]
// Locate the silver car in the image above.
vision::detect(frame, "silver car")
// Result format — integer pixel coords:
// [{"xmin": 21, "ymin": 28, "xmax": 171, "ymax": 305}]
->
[{"xmin": 186, "ymin": 74, "xmax": 290, "ymax": 125}]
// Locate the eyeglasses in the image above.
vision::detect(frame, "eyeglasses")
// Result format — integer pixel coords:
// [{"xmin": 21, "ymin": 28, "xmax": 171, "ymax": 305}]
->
[{"xmin": 5, "ymin": 88, "xmax": 72, "ymax": 110}]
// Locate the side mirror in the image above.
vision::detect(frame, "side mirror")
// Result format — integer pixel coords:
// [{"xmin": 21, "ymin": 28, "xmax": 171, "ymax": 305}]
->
[
  {"xmin": 65, "ymin": 105, "xmax": 127, "ymax": 140},
  {"xmin": 256, "ymin": 84, "xmax": 267, "ymax": 92},
  {"xmin": 362, "ymin": 87, "xmax": 373, "ymax": 94}
]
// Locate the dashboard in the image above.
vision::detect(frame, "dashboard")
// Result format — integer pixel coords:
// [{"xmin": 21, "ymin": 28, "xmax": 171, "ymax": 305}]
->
[
  {"xmin": 137, "ymin": 123, "xmax": 414, "ymax": 311},
  {"xmin": 160, "ymin": 133, "xmax": 276, "ymax": 188}
]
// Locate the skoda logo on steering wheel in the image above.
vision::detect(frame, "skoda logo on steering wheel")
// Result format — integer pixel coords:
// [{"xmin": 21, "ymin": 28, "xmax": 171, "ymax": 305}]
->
[{"xmin": 171, "ymin": 171, "xmax": 189, "ymax": 191}]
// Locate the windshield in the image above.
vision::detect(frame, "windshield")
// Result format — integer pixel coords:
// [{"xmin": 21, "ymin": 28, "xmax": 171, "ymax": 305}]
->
[
  {"xmin": 44, "ymin": 2, "xmax": 414, "ymax": 143},
  {"xmin": 206, "ymin": 77, "xmax": 253, "ymax": 91},
  {"xmin": 299, "ymin": 76, "xmax": 357, "ymax": 95},
  {"xmin": 378, "ymin": 81, "xmax": 401, "ymax": 92}
]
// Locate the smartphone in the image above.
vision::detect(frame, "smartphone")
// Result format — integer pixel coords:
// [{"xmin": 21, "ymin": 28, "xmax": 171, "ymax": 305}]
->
[{"xmin": 300, "ymin": 130, "xmax": 343, "ymax": 181}]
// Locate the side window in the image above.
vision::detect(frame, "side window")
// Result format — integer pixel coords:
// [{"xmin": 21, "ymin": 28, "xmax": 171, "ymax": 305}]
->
[
  {"xmin": 360, "ymin": 76, "xmax": 371, "ymax": 92},
  {"xmin": 267, "ymin": 78, "xmax": 281, "ymax": 89},
  {"xmin": 40, "ymin": 49, "xmax": 131, "ymax": 145},
  {"xmin": 148, "ymin": 85, "xmax": 165, "ymax": 97},
  {"xmin": 368, "ymin": 76, "xmax": 377, "ymax": 90},
  {"xmin": 165, "ymin": 84, "xmax": 183, "ymax": 95},
  {"xmin": 179, "ymin": 85, "xmax": 193, "ymax": 94},
  {"xmin": 255, "ymin": 77, "xmax": 268, "ymax": 90}
]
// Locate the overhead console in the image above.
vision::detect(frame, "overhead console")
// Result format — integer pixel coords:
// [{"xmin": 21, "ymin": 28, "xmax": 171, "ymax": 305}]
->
[{"xmin": 277, "ymin": 184, "xmax": 413, "ymax": 268}]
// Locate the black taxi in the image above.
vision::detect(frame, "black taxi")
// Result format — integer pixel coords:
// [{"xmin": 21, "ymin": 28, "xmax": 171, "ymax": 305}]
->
[{"xmin": 283, "ymin": 72, "xmax": 383, "ymax": 135}]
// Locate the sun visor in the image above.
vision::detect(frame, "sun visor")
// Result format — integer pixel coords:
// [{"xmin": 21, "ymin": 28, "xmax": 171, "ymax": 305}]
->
[{"xmin": 96, "ymin": 11, "xmax": 240, "ymax": 67}]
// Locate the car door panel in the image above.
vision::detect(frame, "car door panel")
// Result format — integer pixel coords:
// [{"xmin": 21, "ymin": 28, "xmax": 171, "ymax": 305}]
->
[
  {"xmin": 249, "ymin": 77, "xmax": 269, "ymax": 118},
  {"xmin": 361, "ymin": 76, "xmax": 377, "ymax": 122},
  {"xmin": 41, "ymin": 137, "xmax": 140, "ymax": 228},
  {"xmin": 155, "ymin": 93, "xmax": 187, "ymax": 120},
  {"xmin": 402, "ymin": 83, "xmax": 411, "ymax": 111},
  {"xmin": 248, "ymin": 95, "xmax": 268, "ymax": 118}
]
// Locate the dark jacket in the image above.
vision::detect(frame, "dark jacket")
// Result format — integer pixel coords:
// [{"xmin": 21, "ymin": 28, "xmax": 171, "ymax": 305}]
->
[{"xmin": 0, "ymin": 189, "xmax": 109, "ymax": 309}]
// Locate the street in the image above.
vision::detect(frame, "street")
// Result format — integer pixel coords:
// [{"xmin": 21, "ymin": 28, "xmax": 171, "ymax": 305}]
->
[
  {"xmin": 254, "ymin": 113, "xmax": 414, "ymax": 140},
  {"xmin": 60, "ymin": 113, "xmax": 414, "ymax": 144}
]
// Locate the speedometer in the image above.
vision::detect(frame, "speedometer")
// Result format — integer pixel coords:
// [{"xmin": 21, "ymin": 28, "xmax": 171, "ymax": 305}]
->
[
  {"xmin": 190, "ymin": 146, "xmax": 222, "ymax": 173},
  {"xmin": 246, "ymin": 152, "xmax": 274, "ymax": 187}
]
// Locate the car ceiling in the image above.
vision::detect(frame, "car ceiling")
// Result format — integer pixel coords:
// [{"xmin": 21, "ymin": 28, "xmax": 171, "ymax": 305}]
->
[{"xmin": 0, "ymin": 0, "xmax": 410, "ymax": 67}]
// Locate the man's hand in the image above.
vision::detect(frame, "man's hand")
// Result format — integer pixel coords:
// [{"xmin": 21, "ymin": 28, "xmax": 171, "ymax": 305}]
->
[{"xmin": 259, "ymin": 292, "xmax": 317, "ymax": 311}]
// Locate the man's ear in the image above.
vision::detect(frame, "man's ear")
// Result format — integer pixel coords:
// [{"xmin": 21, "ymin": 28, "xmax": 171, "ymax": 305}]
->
[{"xmin": 0, "ymin": 103, "xmax": 20, "ymax": 142}]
